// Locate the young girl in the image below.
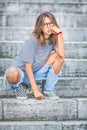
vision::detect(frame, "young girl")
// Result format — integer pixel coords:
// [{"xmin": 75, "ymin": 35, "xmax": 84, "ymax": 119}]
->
[{"xmin": 4, "ymin": 12, "xmax": 65, "ymax": 100}]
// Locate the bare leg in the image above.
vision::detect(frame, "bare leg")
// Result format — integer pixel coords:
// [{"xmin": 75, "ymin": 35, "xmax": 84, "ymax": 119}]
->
[
  {"xmin": 53, "ymin": 56, "xmax": 64, "ymax": 74},
  {"xmin": 45, "ymin": 52, "xmax": 64, "ymax": 74}
]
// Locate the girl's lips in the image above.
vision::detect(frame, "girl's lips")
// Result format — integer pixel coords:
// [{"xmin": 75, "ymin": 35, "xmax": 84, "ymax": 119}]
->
[{"xmin": 48, "ymin": 29, "xmax": 52, "ymax": 33}]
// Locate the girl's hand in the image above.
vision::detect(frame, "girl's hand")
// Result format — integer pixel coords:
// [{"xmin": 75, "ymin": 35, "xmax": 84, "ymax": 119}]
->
[
  {"xmin": 34, "ymin": 89, "xmax": 44, "ymax": 100},
  {"xmin": 51, "ymin": 25, "xmax": 61, "ymax": 34}
]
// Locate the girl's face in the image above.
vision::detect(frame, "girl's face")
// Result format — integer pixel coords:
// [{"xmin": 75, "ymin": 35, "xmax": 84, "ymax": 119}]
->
[{"xmin": 42, "ymin": 16, "xmax": 54, "ymax": 39}]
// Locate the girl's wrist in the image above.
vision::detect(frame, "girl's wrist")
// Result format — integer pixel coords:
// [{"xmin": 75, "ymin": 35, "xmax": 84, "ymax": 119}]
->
[{"xmin": 57, "ymin": 31, "xmax": 62, "ymax": 35}]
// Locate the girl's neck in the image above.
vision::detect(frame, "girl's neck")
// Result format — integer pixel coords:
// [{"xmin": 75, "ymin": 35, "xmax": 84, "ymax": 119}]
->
[{"xmin": 44, "ymin": 34, "xmax": 50, "ymax": 41}]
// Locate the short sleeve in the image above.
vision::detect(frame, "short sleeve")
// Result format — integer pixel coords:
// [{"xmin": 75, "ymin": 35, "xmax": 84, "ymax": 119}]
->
[{"xmin": 21, "ymin": 37, "xmax": 37, "ymax": 64}]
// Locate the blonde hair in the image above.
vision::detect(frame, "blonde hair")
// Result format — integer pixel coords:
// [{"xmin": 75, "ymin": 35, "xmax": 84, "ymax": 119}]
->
[{"xmin": 33, "ymin": 12, "xmax": 59, "ymax": 46}]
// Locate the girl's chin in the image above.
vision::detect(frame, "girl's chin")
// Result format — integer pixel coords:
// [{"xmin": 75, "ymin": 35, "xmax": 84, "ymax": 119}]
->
[
  {"xmin": 47, "ymin": 32, "xmax": 53, "ymax": 35},
  {"xmin": 44, "ymin": 32, "xmax": 52, "ymax": 39}
]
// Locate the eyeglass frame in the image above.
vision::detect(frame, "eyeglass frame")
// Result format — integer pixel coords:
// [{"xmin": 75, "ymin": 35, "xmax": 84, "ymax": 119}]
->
[{"xmin": 42, "ymin": 22, "xmax": 54, "ymax": 28}]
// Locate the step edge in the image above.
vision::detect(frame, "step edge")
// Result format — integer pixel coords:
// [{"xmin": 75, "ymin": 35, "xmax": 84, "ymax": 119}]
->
[
  {"xmin": 1, "ymin": 0, "xmax": 87, "ymax": 4},
  {"xmin": 0, "ymin": 120, "xmax": 87, "ymax": 125},
  {"xmin": 0, "ymin": 26, "xmax": 87, "ymax": 29},
  {"xmin": 0, "ymin": 41, "xmax": 87, "ymax": 44},
  {"xmin": 0, "ymin": 58, "xmax": 87, "ymax": 61}
]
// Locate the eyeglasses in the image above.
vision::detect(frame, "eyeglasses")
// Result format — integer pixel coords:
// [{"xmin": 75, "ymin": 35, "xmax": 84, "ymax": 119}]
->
[{"xmin": 43, "ymin": 22, "xmax": 54, "ymax": 28}]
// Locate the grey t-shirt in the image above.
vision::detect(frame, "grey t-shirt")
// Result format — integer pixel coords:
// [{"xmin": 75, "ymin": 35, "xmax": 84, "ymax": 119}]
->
[{"xmin": 11, "ymin": 35, "xmax": 57, "ymax": 72}]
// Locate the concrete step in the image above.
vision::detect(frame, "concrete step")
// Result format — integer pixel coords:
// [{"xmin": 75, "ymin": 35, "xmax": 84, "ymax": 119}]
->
[
  {"xmin": 0, "ymin": 27, "xmax": 87, "ymax": 42},
  {"xmin": 0, "ymin": 98, "xmax": 87, "ymax": 121},
  {"xmin": 0, "ymin": 41, "xmax": 87, "ymax": 59},
  {"xmin": 0, "ymin": 121, "xmax": 87, "ymax": 130},
  {"xmin": 0, "ymin": 77, "xmax": 87, "ymax": 98},
  {"xmin": 0, "ymin": 58, "xmax": 87, "ymax": 77},
  {"xmin": 0, "ymin": 98, "xmax": 77, "ymax": 121},
  {"xmin": 0, "ymin": 0, "xmax": 87, "ymax": 14},
  {"xmin": 0, "ymin": 13, "xmax": 87, "ymax": 28}
]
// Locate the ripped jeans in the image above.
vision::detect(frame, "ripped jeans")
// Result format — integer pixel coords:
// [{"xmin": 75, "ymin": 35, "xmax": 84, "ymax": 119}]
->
[{"xmin": 4, "ymin": 65, "xmax": 61, "ymax": 91}]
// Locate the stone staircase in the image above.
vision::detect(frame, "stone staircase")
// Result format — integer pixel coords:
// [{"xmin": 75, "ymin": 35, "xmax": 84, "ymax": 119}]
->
[{"xmin": 0, "ymin": 0, "xmax": 87, "ymax": 129}]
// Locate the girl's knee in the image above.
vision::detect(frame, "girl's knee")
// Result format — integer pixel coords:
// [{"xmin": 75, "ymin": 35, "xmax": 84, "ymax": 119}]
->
[
  {"xmin": 6, "ymin": 67, "xmax": 21, "ymax": 84},
  {"xmin": 53, "ymin": 57, "xmax": 64, "ymax": 74}
]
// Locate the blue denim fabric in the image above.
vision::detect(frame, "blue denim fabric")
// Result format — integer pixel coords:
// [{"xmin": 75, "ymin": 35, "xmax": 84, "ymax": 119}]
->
[
  {"xmin": 4, "ymin": 65, "xmax": 60, "ymax": 91},
  {"xmin": 44, "ymin": 66, "xmax": 60, "ymax": 91}
]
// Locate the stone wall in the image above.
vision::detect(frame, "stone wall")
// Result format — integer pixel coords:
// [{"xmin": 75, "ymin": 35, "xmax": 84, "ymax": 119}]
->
[{"xmin": 0, "ymin": 0, "xmax": 87, "ymax": 129}]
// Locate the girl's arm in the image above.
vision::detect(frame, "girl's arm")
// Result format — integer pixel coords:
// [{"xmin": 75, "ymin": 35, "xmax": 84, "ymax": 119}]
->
[
  {"xmin": 47, "ymin": 26, "xmax": 65, "ymax": 74},
  {"xmin": 25, "ymin": 62, "xmax": 44, "ymax": 100},
  {"xmin": 56, "ymin": 32, "xmax": 65, "ymax": 59},
  {"xmin": 52, "ymin": 26, "xmax": 65, "ymax": 58}
]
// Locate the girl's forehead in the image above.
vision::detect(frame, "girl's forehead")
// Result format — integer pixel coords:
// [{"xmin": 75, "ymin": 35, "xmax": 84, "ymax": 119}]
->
[{"xmin": 43, "ymin": 16, "xmax": 52, "ymax": 22}]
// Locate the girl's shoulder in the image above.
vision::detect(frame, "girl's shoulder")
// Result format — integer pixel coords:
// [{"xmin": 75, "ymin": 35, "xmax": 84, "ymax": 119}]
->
[
  {"xmin": 27, "ymin": 35, "xmax": 38, "ymax": 44},
  {"xmin": 24, "ymin": 35, "xmax": 38, "ymax": 47}
]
